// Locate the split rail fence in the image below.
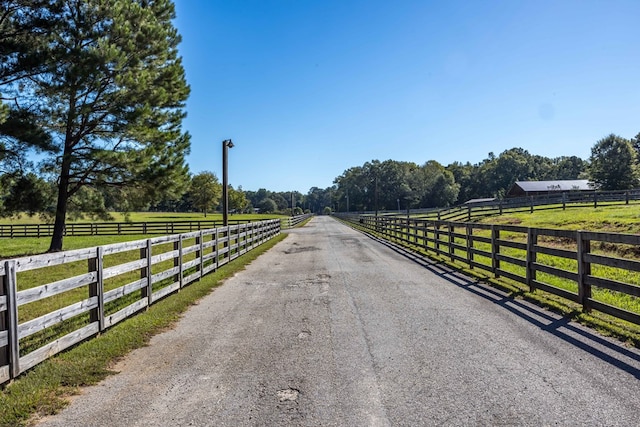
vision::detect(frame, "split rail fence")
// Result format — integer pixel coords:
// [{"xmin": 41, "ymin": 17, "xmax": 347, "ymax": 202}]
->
[
  {"xmin": 338, "ymin": 214, "xmax": 640, "ymax": 327},
  {"xmin": 0, "ymin": 219, "xmax": 281, "ymax": 385}
]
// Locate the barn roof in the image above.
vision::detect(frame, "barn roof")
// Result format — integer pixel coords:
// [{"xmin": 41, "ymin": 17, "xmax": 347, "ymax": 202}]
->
[{"xmin": 511, "ymin": 180, "xmax": 593, "ymax": 193}]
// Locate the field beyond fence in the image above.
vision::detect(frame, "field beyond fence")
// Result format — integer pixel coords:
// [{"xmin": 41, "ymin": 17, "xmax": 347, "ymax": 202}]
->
[
  {"xmin": 0, "ymin": 219, "xmax": 281, "ymax": 385},
  {"xmin": 0, "ymin": 213, "xmax": 313, "ymax": 239}
]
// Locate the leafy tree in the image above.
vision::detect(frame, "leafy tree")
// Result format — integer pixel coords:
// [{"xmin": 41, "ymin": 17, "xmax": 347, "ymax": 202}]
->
[
  {"xmin": 486, "ymin": 148, "xmax": 535, "ymax": 198},
  {"xmin": 4, "ymin": 0, "xmax": 191, "ymax": 251},
  {"xmin": 306, "ymin": 186, "xmax": 334, "ymax": 214},
  {"xmin": 417, "ymin": 160, "xmax": 459, "ymax": 207},
  {"xmin": 257, "ymin": 198, "xmax": 277, "ymax": 213},
  {"xmin": 190, "ymin": 172, "xmax": 221, "ymax": 217},
  {"xmin": 551, "ymin": 156, "xmax": 587, "ymax": 180},
  {"xmin": 228, "ymin": 185, "xmax": 249, "ymax": 213},
  {"xmin": 272, "ymin": 193, "xmax": 289, "ymax": 211},
  {"xmin": 631, "ymin": 132, "xmax": 640, "ymax": 160},
  {"xmin": 589, "ymin": 134, "xmax": 639, "ymax": 190},
  {"xmin": 1, "ymin": 172, "xmax": 53, "ymax": 216}
]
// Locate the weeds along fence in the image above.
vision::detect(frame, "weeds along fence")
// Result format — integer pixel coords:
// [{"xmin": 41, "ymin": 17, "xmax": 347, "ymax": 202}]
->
[
  {"xmin": 337, "ymin": 214, "xmax": 640, "ymax": 327},
  {"xmin": 0, "ymin": 219, "xmax": 281, "ymax": 385}
]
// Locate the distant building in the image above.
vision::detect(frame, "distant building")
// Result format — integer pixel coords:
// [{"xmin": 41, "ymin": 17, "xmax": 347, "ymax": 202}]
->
[
  {"xmin": 464, "ymin": 198, "xmax": 497, "ymax": 205},
  {"xmin": 506, "ymin": 180, "xmax": 593, "ymax": 197}
]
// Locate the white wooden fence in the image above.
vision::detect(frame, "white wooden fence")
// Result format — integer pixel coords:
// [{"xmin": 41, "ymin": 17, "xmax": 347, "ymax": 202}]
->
[{"xmin": 0, "ymin": 219, "xmax": 281, "ymax": 384}]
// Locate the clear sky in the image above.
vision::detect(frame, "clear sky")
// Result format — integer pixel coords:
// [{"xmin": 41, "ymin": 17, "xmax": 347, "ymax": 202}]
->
[{"xmin": 173, "ymin": 0, "xmax": 640, "ymax": 193}]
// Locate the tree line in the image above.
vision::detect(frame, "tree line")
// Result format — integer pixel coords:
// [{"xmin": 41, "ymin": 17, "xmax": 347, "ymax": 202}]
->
[
  {"xmin": 329, "ymin": 133, "xmax": 640, "ymax": 212},
  {"xmin": 1, "ymin": 2, "xmax": 639, "ymax": 251}
]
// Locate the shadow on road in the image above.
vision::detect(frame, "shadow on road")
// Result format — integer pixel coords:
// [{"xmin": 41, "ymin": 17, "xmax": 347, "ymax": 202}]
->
[{"xmin": 360, "ymin": 230, "xmax": 640, "ymax": 380}]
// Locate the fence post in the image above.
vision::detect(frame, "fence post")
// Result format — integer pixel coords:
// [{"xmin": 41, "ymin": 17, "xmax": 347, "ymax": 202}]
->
[
  {"xmin": 141, "ymin": 239, "xmax": 152, "ymax": 307},
  {"xmin": 530, "ymin": 196, "xmax": 534, "ymax": 213},
  {"xmin": 526, "ymin": 228, "xmax": 537, "ymax": 292},
  {"xmin": 176, "ymin": 235, "xmax": 183, "ymax": 288},
  {"xmin": 88, "ymin": 247, "xmax": 105, "ymax": 332},
  {"xmin": 214, "ymin": 227, "xmax": 220, "ymax": 269},
  {"xmin": 625, "ymin": 191, "xmax": 629, "ymax": 204},
  {"xmin": 491, "ymin": 225, "xmax": 500, "ymax": 277},
  {"xmin": 4, "ymin": 260, "xmax": 19, "ymax": 379},
  {"xmin": 223, "ymin": 226, "xmax": 230, "ymax": 264},
  {"xmin": 466, "ymin": 224, "xmax": 473, "ymax": 268},
  {"xmin": 448, "ymin": 223, "xmax": 454, "ymax": 261},
  {"xmin": 405, "ymin": 217, "xmax": 410, "ymax": 243},
  {"xmin": 0, "ymin": 265, "xmax": 6, "ymax": 379},
  {"xmin": 577, "ymin": 230, "xmax": 592, "ymax": 312},
  {"xmin": 467, "ymin": 205, "xmax": 471, "ymax": 221},
  {"xmin": 197, "ymin": 230, "xmax": 203, "ymax": 279},
  {"xmin": 594, "ymin": 193, "xmax": 598, "ymax": 208}
]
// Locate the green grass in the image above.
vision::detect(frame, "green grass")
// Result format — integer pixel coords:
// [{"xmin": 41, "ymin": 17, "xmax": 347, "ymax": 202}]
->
[
  {"xmin": 0, "ymin": 233, "xmax": 287, "ymax": 427},
  {"xmin": 0, "ymin": 212, "xmax": 287, "ymax": 225},
  {"xmin": 477, "ymin": 204, "xmax": 640, "ymax": 234}
]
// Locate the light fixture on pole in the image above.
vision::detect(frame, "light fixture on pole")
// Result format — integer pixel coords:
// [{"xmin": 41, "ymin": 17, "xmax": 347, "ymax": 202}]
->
[{"xmin": 222, "ymin": 139, "xmax": 234, "ymax": 226}]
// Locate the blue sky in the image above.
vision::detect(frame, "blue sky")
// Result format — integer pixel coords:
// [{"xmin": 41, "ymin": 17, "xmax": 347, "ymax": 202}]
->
[{"xmin": 173, "ymin": 0, "xmax": 640, "ymax": 193}]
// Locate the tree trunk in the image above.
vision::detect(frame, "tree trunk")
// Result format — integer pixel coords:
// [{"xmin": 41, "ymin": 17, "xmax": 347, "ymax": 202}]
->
[
  {"xmin": 48, "ymin": 135, "xmax": 73, "ymax": 252},
  {"xmin": 48, "ymin": 180, "xmax": 68, "ymax": 252}
]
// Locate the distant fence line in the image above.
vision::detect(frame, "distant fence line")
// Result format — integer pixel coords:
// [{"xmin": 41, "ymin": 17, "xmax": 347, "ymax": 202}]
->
[
  {"xmin": 0, "ymin": 214, "xmax": 314, "ymax": 239},
  {"xmin": 0, "ymin": 219, "xmax": 281, "ymax": 384},
  {"xmin": 336, "ymin": 213, "xmax": 640, "ymax": 328},
  {"xmin": 348, "ymin": 188, "xmax": 640, "ymax": 222}
]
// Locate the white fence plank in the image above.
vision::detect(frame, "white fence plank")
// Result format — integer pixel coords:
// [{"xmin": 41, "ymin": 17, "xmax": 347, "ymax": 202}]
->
[{"xmin": 0, "ymin": 219, "xmax": 281, "ymax": 384}]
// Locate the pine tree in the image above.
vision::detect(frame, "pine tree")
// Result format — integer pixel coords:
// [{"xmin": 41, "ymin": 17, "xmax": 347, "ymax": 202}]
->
[{"xmin": 3, "ymin": 0, "xmax": 191, "ymax": 251}]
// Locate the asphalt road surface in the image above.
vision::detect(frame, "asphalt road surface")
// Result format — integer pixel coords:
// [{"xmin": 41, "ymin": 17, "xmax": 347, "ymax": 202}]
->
[{"xmin": 38, "ymin": 216, "xmax": 640, "ymax": 426}]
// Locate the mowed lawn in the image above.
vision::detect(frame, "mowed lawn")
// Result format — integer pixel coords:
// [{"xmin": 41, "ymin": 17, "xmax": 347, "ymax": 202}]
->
[
  {"xmin": 0, "ymin": 211, "xmax": 284, "ymax": 225},
  {"xmin": 477, "ymin": 204, "xmax": 640, "ymax": 234},
  {"xmin": 0, "ymin": 212, "xmax": 287, "ymax": 258}
]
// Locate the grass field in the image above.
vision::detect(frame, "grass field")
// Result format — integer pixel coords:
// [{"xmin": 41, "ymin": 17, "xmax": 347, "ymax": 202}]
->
[
  {"xmin": 0, "ymin": 213, "xmax": 287, "ymax": 258},
  {"xmin": 476, "ymin": 204, "xmax": 640, "ymax": 234},
  {"xmin": 0, "ymin": 211, "xmax": 286, "ymax": 225}
]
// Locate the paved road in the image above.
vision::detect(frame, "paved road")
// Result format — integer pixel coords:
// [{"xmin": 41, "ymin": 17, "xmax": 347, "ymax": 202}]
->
[{"xmin": 38, "ymin": 216, "xmax": 640, "ymax": 426}]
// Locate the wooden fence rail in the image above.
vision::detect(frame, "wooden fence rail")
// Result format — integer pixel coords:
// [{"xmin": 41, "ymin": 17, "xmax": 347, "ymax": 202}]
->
[
  {"xmin": 0, "ymin": 214, "xmax": 312, "ymax": 239},
  {"xmin": 282, "ymin": 213, "xmax": 314, "ymax": 228},
  {"xmin": 350, "ymin": 188, "xmax": 640, "ymax": 222},
  {"xmin": 0, "ymin": 219, "xmax": 281, "ymax": 385},
  {"xmin": 0, "ymin": 219, "xmax": 255, "ymax": 239},
  {"xmin": 337, "ymin": 213, "xmax": 640, "ymax": 327}
]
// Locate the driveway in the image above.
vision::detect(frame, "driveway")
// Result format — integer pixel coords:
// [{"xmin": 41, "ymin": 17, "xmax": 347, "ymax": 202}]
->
[{"xmin": 38, "ymin": 216, "xmax": 640, "ymax": 426}]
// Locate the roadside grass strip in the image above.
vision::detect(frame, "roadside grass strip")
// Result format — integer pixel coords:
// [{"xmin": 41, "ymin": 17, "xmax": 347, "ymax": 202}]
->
[{"xmin": 0, "ymin": 234, "xmax": 286, "ymax": 427}]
